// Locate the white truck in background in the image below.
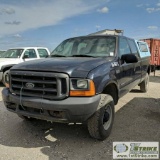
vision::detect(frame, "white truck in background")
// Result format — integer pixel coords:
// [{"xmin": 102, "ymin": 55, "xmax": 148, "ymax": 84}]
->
[{"xmin": 0, "ymin": 47, "xmax": 50, "ymax": 85}]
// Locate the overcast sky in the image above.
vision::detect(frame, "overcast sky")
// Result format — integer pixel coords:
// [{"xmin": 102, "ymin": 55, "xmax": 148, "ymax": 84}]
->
[{"xmin": 0, "ymin": 0, "xmax": 160, "ymax": 51}]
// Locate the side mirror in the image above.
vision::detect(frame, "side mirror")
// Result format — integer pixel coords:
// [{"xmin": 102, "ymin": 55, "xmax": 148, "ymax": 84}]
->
[
  {"xmin": 121, "ymin": 54, "xmax": 138, "ymax": 63},
  {"xmin": 23, "ymin": 55, "xmax": 29, "ymax": 59}
]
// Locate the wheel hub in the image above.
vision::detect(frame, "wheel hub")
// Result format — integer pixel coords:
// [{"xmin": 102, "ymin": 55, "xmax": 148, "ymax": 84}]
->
[
  {"xmin": 103, "ymin": 105, "xmax": 112, "ymax": 130},
  {"xmin": 103, "ymin": 111, "xmax": 110, "ymax": 122}
]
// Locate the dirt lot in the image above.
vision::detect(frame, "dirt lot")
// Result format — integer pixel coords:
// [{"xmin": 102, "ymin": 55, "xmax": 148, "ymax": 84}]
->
[{"xmin": 0, "ymin": 72, "xmax": 160, "ymax": 160}]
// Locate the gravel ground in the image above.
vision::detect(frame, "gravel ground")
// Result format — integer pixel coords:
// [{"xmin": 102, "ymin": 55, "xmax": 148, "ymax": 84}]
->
[{"xmin": 0, "ymin": 71, "xmax": 160, "ymax": 160}]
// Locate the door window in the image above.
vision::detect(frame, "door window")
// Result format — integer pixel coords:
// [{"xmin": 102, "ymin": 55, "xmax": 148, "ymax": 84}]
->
[
  {"xmin": 23, "ymin": 49, "xmax": 37, "ymax": 58},
  {"xmin": 119, "ymin": 38, "xmax": 131, "ymax": 57},
  {"xmin": 128, "ymin": 39, "xmax": 139, "ymax": 57}
]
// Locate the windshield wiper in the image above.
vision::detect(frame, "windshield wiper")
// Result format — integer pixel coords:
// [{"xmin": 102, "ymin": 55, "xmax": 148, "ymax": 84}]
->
[
  {"xmin": 50, "ymin": 54, "xmax": 96, "ymax": 58},
  {"xmin": 50, "ymin": 54, "xmax": 66, "ymax": 57},
  {"xmin": 71, "ymin": 55, "xmax": 96, "ymax": 58}
]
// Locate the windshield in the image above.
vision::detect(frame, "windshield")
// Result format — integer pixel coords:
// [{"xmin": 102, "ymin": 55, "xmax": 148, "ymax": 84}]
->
[
  {"xmin": 51, "ymin": 36, "xmax": 116, "ymax": 57},
  {"xmin": 1, "ymin": 49, "xmax": 24, "ymax": 58}
]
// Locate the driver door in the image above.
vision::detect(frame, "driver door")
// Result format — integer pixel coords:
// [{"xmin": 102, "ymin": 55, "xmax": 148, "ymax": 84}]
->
[
  {"xmin": 22, "ymin": 49, "xmax": 37, "ymax": 61},
  {"xmin": 117, "ymin": 37, "xmax": 134, "ymax": 97}
]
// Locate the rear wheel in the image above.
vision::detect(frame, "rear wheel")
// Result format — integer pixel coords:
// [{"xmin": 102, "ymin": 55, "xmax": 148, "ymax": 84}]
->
[
  {"xmin": 139, "ymin": 73, "xmax": 149, "ymax": 92},
  {"xmin": 151, "ymin": 65, "xmax": 155, "ymax": 72},
  {"xmin": 87, "ymin": 94, "xmax": 114, "ymax": 140}
]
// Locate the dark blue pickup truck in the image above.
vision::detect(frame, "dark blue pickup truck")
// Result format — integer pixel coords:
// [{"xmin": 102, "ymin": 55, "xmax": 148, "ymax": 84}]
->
[{"xmin": 2, "ymin": 34, "xmax": 150, "ymax": 140}]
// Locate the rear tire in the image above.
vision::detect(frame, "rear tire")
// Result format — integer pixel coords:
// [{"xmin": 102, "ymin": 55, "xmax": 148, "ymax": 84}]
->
[
  {"xmin": 87, "ymin": 94, "xmax": 114, "ymax": 140},
  {"xmin": 139, "ymin": 73, "xmax": 149, "ymax": 92},
  {"xmin": 151, "ymin": 65, "xmax": 155, "ymax": 72}
]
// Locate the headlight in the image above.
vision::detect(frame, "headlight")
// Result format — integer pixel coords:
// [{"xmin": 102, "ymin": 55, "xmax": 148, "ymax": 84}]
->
[
  {"xmin": 77, "ymin": 79, "xmax": 88, "ymax": 89},
  {"xmin": 70, "ymin": 79, "xmax": 89, "ymax": 90},
  {"xmin": 70, "ymin": 79, "xmax": 95, "ymax": 96}
]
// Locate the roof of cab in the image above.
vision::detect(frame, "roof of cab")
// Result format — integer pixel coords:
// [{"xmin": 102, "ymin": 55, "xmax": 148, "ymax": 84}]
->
[{"xmin": 8, "ymin": 47, "xmax": 49, "ymax": 50}]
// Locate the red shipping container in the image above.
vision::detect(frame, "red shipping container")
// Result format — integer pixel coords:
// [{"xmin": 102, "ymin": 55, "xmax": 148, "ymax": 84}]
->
[{"xmin": 141, "ymin": 38, "xmax": 160, "ymax": 67}]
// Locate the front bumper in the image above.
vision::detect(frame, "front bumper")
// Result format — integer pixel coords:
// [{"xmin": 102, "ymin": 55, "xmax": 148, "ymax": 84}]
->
[{"xmin": 2, "ymin": 88, "xmax": 100, "ymax": 123}]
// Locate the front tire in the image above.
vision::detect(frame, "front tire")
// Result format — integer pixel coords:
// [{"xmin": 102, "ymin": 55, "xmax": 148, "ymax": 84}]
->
[{"xmin": 87, "ymin": 94, "xmax": 114, "ymax": 140}]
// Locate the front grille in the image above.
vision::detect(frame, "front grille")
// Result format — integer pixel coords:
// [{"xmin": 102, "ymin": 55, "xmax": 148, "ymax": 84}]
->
[{"xmin": 10, "ymin": 71, "xmax": 69, "ymax": 100}]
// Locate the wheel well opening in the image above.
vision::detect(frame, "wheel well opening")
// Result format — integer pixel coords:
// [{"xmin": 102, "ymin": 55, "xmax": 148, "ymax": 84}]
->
[
  {"xmin": 102, "ymin": 83, "xmax": 118, "ymax": 105},
  {"xmin": 3, "ymin": 67, "xmax": 11, "ymax": 73}
]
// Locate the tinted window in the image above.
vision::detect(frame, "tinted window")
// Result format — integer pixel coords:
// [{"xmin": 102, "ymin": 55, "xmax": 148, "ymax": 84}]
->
[
  {"xmin": 138, "ymin": 43, "xmax": 149, "ymax": 52},
  {"xmin": 1, "ymin": 49, "xmax": 23, "ymax": 58},
  {"xmin": 128, "ymin": 39, "xmax": 139, "ymax": 54},
  {"xmin": 51, "ymin": 36, "xmax": 116, "ymax": 57},
  {"xmin": 38, "ymin": 49, "xmax": 49, "ymax": 58},
  {"xmin": 119, "ymin": 38, "xmax": 131, "ymax": 56}
]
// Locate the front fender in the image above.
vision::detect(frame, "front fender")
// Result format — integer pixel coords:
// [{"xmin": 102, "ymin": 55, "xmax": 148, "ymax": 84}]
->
[
  {"xmin": 1, "ymin": 64, "xmax": 15, "ymax": 72},
  {"xmin": 87, "ymin": 63, "xmax": 119, "ymax": 94}
]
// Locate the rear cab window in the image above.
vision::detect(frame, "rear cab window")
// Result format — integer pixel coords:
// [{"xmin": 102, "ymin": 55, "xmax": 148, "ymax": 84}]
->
[{"xmin": 37, "ymin": 49, "xmax": 49, "ymax": 58}]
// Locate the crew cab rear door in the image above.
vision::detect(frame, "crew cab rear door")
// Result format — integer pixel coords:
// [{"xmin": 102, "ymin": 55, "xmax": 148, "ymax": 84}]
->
[
  {"xmin": 127, "ymin": 39, "xmax": 141, "ymax": 86},
  {"xmin": 22, "ymin": 49, "xmax": 38, "ymax": 61},
  {"xmin": 37, "ymin": 48, "xmax": 50, "ymax": 58}
]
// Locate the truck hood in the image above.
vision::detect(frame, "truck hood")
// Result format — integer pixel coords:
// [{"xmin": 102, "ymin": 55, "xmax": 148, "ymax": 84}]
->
[
  {"xmin": 11, "ymin": 57, "xmax": 113, "ymax": 77},
  {"xmin": 0, "ymin": 58, "xmax": 20, "ymax": 62},
  {"xmin": 0, "ymin": 58, "xmax": 21, "ymax": 70}
]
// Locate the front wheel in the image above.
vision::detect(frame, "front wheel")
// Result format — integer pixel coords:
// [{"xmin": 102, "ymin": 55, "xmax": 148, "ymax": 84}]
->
[{"xmin": 87, "ymin": 94, "xmax": 114, "ymax": 140}]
